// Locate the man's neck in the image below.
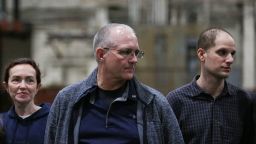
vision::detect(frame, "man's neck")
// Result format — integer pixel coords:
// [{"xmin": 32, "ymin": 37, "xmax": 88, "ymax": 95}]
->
[
  {"xmin": 98, "ymin": 80, "xmax": 126, "ymax": 91},
  {"xmin": 196, "ymin": 75, "xmax": 225, "ymax": 98},
  {"xmin": 97, "ymin": 72, "xmax": 126, "ymax": 91}
]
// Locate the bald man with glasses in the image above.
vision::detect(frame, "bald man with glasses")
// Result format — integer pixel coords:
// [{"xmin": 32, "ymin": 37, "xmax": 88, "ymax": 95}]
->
[{"xmin": 44, "ymin": 23, "xmax": 184, "ymax": 144}]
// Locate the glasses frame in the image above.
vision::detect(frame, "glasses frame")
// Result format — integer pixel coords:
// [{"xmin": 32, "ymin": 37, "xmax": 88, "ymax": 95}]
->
[{"xmin": 103, "ymin": 47, "xmax": 144, "ymax": 59}]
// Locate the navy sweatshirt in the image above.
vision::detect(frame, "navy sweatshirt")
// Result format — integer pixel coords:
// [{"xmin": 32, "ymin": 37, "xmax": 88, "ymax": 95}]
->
[{"xmin": 3, "ymin": 103, "xmax": 50, "ymax": 144}]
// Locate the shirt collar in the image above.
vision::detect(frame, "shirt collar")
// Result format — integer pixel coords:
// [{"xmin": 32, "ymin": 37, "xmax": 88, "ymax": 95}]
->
[{"xmin": 189, "ymin": 75, "xmax": 231, "ymax": 98}]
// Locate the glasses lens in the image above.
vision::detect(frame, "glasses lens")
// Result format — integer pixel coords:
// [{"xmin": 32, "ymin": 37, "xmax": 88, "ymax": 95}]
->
[
  {"xmin": 136, "ymin": 50, "xmax": 144, "ymax": 59},
  {"xmin": 105, "ymin": 48, "xmax": 144, "ymax": 59},
  {"xmin": 121, "ymin": 49, "xmax": 132, "ymax": 56}
]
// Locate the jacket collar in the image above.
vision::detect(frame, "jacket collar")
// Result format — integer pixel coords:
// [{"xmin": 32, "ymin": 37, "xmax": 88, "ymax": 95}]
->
[
  {"xmin": 74, "ymin": 68, "xmax": 154, "ymax": 105},
  {"xmin": 129, "ymin": 77, "xmax": 154, "ymax": 105}
]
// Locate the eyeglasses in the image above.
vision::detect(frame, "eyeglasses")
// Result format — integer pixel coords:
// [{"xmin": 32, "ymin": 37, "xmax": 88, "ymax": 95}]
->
[{"xmin": 104, "ymin": 48, "xmax": 144, "ymax": 59}]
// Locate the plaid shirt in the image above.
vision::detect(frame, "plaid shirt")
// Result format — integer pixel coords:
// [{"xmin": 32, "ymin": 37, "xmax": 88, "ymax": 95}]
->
[{"xmin": 167, "ymin": 76, "xmax": 253, "ymax": 144}]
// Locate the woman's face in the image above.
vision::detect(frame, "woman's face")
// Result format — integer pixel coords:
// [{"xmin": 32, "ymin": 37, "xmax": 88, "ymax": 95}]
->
[{"xmin": 4, "ymin": 64, "xmax": 40, "ymax": 105}]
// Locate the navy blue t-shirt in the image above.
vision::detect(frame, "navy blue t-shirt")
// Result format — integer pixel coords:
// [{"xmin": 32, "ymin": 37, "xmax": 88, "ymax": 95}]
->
[{"xmin": 79, "ymin": 86, "xmax": 140, "ymax": 144}]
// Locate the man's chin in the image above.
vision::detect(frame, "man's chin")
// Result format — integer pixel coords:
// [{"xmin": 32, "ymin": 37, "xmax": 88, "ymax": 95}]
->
[
  {"xmin": 218, "ymin": 73, "xmax": 229, "ymax": 79},
  {"xmin": 123, "ymin": 74, "xmax": 134, "ymax": 80}
]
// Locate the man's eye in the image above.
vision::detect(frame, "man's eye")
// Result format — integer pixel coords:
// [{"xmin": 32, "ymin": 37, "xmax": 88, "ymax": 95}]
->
[
  {"xmin": 231, "ymin": 51, "xmax": 236, "ymax": 56},
  {"xmin": 217, "ymin": 50, "xmax": 227, "ymax": 56},
  {"xmin": 135, "ymin": 50, "xmax": 140, "ymax": 56},
  {"xmin": 119, "ymin": 49, "xmax": 132, "ymax": 55}
]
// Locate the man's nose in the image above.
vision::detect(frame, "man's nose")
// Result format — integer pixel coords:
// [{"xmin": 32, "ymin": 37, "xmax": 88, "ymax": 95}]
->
[
  {"xmin": 226, "ymin": 53, "xmax": 234, "ymax": 64},
  {"xmin": 129, "ymin": 52, "xmax": 138, "ymax": 63}
]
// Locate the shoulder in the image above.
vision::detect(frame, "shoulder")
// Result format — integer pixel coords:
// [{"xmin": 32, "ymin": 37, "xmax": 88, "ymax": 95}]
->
[
  {"xmin": 140, "ymin": 83, "xmax": 172, "ymax": 108},
  {"xmin": 58, "ymin": 80, "xmax": 86, "ymax": 95},
  {"xmin": 135, "ymin": 81, "xmax": 170, "ymax": 106},
  {"xmin": 138, "ymin": 82, "xmax": 165, "ymax": 99},
  {"xmin": 0, "ymin": 113, "xmax": 3, "ymax": 143},
  {"xmin": 141, "ymin": 83, "xmax": 164, "ymax": 97},
  {"xmin": 165, "ymin": 83, "xmax": 196, "ymax": 112},
  {"xmin": 55, "ymin": 79, "xmax": 89, "ymax": 102},
  {"xmin": 39, "ymin": 103, "xmax": 51, "ymax": 112},
  {"xmin": 48, "ymin": 80, "xmax": 86, "ymax": 115},
  {"xmin": 250, "ymin": 91, "xmax": 256, "ymax": 101},
  {"xmin": 0, "ymin": 111, "xmax": 12, "ymax": 125},
  {"xmin": 227, "ymin": 82, "xmax": 252, "ymax": 99},
  {"xmin": 166, "ymin": 83, "xmax": 192, "ymax": 101},
  {"xmin": 0, "ymin": 113, "xmax": 3, "ymax": 125},
  {"xmin": 139, "ymin": 83, "xmax": 175, "ymax": 111}
]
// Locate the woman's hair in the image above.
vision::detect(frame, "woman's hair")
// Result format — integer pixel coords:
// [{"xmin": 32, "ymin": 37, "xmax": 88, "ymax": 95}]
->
[{"xmin": 3, "ymin": 58, "xmax": 41, "ymax": 84}]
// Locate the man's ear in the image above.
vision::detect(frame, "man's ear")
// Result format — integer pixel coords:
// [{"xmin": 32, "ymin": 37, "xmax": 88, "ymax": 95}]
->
[
  {"xmin": 96, "ymin": 48, "xmax": 105, "ymax": 62},
  {"xmin": 197, "ymin": 48, "xmax": 206, "ymax": 62}
]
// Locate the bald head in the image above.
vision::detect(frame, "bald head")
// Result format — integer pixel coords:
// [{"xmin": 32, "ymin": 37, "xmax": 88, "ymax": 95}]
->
[
  {"xmin": 197, "ymin": 27, "xmax": 234, "ymax": 50},
  {"xmin": 93, "ymin": 23, "xmax": 137, "ymax": 54}
]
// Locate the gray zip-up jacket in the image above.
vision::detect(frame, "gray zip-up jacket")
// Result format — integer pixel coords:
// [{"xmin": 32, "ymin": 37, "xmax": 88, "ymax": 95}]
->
[{"xmin": 44, "ymin": 69, "xmax": 184, "ymax": 144}]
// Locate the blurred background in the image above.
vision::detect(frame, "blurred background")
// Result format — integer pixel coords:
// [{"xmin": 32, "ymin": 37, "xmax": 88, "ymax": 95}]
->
[{"xmin": 0, "ymin": 0, "xmax": 255, "ymax": 112}]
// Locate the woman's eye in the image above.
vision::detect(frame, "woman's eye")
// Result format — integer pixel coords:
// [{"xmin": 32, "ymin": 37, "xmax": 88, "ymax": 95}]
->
[
  {"xmin": 26, "ymin": 78, "xmax": 35, "ymax": 84},
  {"xmin": 11, "ymin": 79, "xmax": 20, "ymax": 83}
]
